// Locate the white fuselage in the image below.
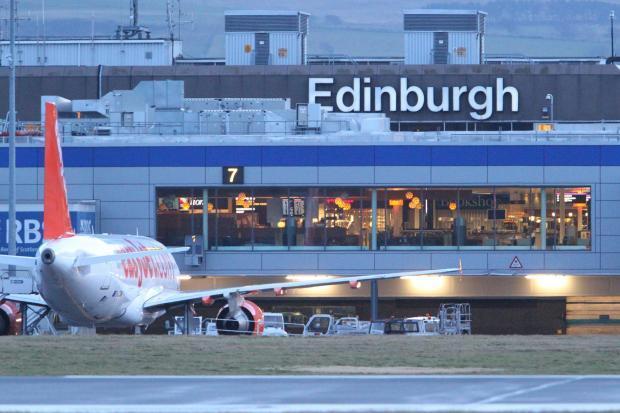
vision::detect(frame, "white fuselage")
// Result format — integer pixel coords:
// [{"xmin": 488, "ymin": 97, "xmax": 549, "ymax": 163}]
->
[{"xmin": 34, "ymin": 234, "xmax": 180, "ymax": 327}]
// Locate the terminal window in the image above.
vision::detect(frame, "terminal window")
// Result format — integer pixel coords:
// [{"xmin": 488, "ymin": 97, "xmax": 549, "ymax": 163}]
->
[
  {"xmin": 155, "ymin": 186, "xmax": 590, "ymax": 251},
  {"xmin": 156, "ymin": 188, "xmax": 203, "ymax": 247}
]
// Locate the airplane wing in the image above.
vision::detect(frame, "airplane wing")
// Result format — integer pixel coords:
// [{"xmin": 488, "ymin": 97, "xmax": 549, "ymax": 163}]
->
[
  {"xmin": 143, "ymin": 267, "xmax": 459, "ymax": 309},
  {"xmin": 74, "ymin": 247, "xmax": 189, "ymax": 267},
  {"xmin": 0, "ymin": 255, "xmax": 37, "ymax": 268},
  {"xmin": 1, "ymin": 293, "xmax": 48, "ymax": 307}
]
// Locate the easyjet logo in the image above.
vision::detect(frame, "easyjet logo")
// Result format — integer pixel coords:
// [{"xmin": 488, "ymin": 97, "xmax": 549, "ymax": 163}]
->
[{"xmin": 117, "ymin": 239, "xmax": 176, "ymax": 287}]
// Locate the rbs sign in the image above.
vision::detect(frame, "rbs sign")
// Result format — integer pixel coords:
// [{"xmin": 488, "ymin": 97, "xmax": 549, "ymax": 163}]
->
[
  {"xmin": 0, "ymin": 205, "xmax": 96, "ymax": 256},
  {"xmin": 308, "ymin": 77, "xmax": 519, "ymax": 120}
]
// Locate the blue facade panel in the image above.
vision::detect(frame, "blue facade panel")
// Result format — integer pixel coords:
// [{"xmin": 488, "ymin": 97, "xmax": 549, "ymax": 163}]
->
[
  {"xmin": 544, "ymin": 146, "xmax": 600, "ymax": 166},
  {"xmin": 431, "ymin": 146, "xmax": 487, "ymax": 166},
  {"xmin": 149, "ymin": 146, "xmax": 205, "ymax": 167},
  {"xmin": 318, "ymin": 146, "xmax": 374, "ymax": 166},
  {"xmin": 600, "ymin": 146, "xmax": 620, "ymax": 166},
  {"xmin": 374, "ymin": 146, "xmax": 432, "ymax": 166},
  {"xmin": 487, "ymin": 146, "xmax": 544, "ymax": 166},
  {"xmin": 93, "ymin": 147, "xmax": 149, "ymax": 167},
  {"xmin": 204, "ymin": 146, "xmax": 262, "ymax": 166},
  {"xmin": 0, "ymin": 147, "xmax": 41, "ymax": 167},
  {"xmin": 3, "ymin": 144, "xmax": 620, "ymax": 168},
  {"xmin": 262, "ymin": 146, "xmax": 318, "ymax": 166},
  {"xmin": 63, "ymin": 147, "xmax": 93, "ymax": 167}
]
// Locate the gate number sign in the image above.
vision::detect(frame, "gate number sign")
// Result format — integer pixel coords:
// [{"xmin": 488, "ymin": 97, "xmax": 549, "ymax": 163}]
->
[{"xmin": 223, "ymin": 166, "xmax": 244, "ymax": 184}]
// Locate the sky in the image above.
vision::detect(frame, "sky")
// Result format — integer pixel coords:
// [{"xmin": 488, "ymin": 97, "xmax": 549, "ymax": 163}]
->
[{"xmin": 4, "ymin": 0, "xmax": 619, "ymax": 58}]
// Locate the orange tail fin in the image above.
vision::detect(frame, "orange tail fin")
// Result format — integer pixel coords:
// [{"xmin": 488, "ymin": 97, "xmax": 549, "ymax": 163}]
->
[{"xmin": 43, "ymin": 102, "xmax": 73, "ymax": 240}]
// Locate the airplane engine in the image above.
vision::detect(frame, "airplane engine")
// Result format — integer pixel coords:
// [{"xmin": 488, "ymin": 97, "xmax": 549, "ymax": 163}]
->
[
  {"xmin": 215, "ymin": 300, "xmax": 264, "ymax": 335},
  {"xmin": 0, "ymin": 301, "xmax": 21, "ymax": 336}
]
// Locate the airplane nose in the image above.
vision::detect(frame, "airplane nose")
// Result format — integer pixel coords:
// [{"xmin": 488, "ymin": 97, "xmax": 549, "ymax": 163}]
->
[{"xmin": 41, "ymin": 248, "xmax": 56, "ymax": 265}]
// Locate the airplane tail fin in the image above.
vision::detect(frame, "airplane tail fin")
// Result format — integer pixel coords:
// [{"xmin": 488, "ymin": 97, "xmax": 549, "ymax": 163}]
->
[{"xmin": 43, "ymin": 102, "xmax": 73, "ymax": 240}]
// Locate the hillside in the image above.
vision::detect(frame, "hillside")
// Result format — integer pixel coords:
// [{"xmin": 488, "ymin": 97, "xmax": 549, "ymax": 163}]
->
[{"xmin": 10, "ymin": 0, "xmax": 619, "ymax": 58}]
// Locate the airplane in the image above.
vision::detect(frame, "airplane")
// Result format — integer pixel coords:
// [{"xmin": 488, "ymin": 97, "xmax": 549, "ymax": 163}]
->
[
  {"xmin": 0, "ymin": 300, "xmax": 20, "ymax": 335},
  {"xmin": 0, "ymin": 102, "xmax": 459, "ymax": 335}
]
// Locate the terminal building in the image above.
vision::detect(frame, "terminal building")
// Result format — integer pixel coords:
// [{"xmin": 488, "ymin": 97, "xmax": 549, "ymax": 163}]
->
[
  {"xmin": 1, "ymin": 6, "xmax": 620, "ymax": 334},
  {"xmin": 2, "ymin": 70, "xmax": 620, "ymax": 334}
]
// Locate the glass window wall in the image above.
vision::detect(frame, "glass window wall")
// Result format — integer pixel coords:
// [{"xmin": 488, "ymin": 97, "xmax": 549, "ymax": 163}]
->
[
  {"xmin": 212, "ymin": 189, "xmax": 254, "ymax": 249},
  {"xmin": 156, "ymin": 188, "xmax": 203, "ymax": 246},
  {"xmin": 289, "ymin": 187, "xmax": 326, "ymax": 249},
  {"xmin": 324, "ymin": 188, "xmax": 369, "ymax": 249},
  {"xmin": 383, "ymin": 188, "xmax": 425, "ymax": 248},
  {"xmin": 252, "ymin": 187, "xmax": 288, "ymax": 249},
  {"xmin": 156, "ymin": 186, "xmax": 591, "ymax": 251},
  {"xmin": 494, "ymin": 188, "xmax": 538, "ymax": 249},
  {"xmin": 424, "ymin": 188, "xmax": 460, "ymax": 248},
  {"xmin": 460, "ymin": 188, "xmax": 495, "ymax": 248},
  {"xmin": 546, "ymin": 187, "xmax": 591, "ymax": 250}
]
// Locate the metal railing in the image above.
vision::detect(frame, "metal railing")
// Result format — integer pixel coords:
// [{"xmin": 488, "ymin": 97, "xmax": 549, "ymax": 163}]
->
[
  {"xmin": 1, "ymin": 119, "xmax": 620, "ymax": 145},
  {"xmin": 55, "ymin": 120, "xmax": 347, "ymax": 138},
  {"xmin": 391, "ymin": 119, "xmax": 620, "ymax": 133}
]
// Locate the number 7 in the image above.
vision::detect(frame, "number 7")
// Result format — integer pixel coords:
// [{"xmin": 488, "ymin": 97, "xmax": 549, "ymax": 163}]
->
[{"xmin": 227, "ymin": 167, "xmax": 238, "ymax": 183}]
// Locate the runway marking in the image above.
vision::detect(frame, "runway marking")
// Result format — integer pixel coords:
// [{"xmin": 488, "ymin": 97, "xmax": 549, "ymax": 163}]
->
[
  {"xmin": 58, "ymin": 374, "xmax": 618, "ymax": 380},
  {"xmin": 472, "ymin": 376, "xmax": 585, "ymax": 405},
  {"xmin": 3, "ymin": 403, "xmax": 620, "ymax": 413}
]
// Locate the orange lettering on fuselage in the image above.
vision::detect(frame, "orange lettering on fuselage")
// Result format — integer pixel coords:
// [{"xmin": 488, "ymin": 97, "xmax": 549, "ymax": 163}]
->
[{"xmin": 115, "ymin": 238, "xmax": 175, "ymax": 286}]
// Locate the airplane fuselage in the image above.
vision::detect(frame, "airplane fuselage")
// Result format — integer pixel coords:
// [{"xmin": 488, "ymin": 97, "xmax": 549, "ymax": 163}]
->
[{"xmin": 34, "ymin": 234, "xmax": 180, "ymax": 327}]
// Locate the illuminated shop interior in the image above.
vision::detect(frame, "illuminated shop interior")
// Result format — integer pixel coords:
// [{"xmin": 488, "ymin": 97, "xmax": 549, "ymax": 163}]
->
[{"xmin": 156, "ymin": 187, "xmax": 590, "ymax": 250}]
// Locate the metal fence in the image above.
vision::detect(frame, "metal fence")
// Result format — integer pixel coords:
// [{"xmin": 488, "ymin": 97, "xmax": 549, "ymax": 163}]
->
[
  {"xmin": 56, "ymin": 120, "xmax": 347, "ymax": 138},
  {"xmin": 1, "ymin": 119, "xmax": 620, "ymax": 145}
]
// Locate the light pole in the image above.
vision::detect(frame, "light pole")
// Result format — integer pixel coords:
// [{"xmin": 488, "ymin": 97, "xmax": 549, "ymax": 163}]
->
[
  {"xmin": 8, "ymin": 0, "xmax": 17, "ymax": 264},
  {"xmin": 8, "ymin": 0, "xmax": 22, "ymax": 334},
  {"xmin": 546, "ymin": 93, "xmax": 554, "ymax": 123},
  {"xmin": 612, "ymin": 11, "xmax": 616, "ymax": 57}
]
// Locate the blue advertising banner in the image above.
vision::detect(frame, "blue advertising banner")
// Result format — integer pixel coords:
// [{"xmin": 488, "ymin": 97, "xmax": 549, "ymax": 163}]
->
[{"xmin": 0, "ymin": 203, "xmax": 97, "ymax": 256}]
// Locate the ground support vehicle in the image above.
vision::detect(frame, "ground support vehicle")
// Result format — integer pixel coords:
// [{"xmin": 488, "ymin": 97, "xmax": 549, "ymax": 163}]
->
[
  {"xmin": 262, "ymin": 312, "xmax": 288, "ymax": 337},
  {"xmin": 333, "ymin": 317, "xmax": 370, "ymax": 335},
  {"xmin": 438, "ymin": 303, "xmax": 472, "ymax": 334}
]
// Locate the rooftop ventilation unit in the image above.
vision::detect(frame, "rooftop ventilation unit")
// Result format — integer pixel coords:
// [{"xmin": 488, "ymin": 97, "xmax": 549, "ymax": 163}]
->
[
  {"xmin": 225, "ymin": 10, "xmax": 310, "ymax": 65},
  {"xmin": 404, "ymin": 9, "xmax": 486, "ymax": 65}
]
